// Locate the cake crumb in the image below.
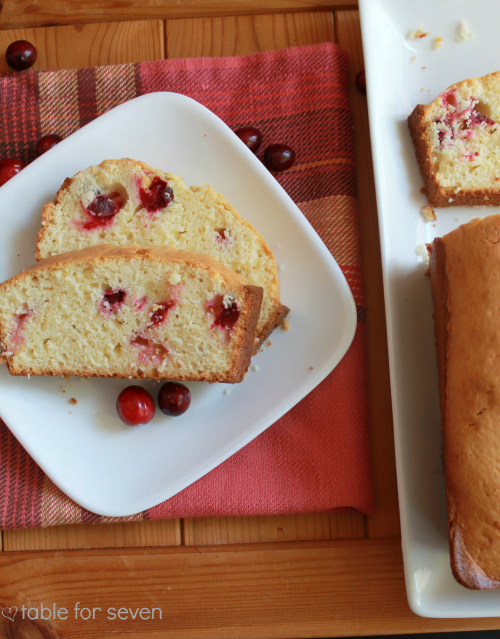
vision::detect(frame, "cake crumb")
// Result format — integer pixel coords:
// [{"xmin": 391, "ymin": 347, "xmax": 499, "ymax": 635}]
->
[
  {"xmin": 410, "ymin": 56, "xmax": 416, "ymax": 64},
  {"xmin": 408, "ymin": 28, "xmax": 430, "ymax": 39},
  {"xmin": 276, "ymin": 243, "xmax": 281, "ymax": 249},
  {"xmin": 252, "ymin": 365, "xmax": 259, "ymax": 372},
  {"xmin": 456, "ymin": 20, "xmax": 473, "ymax": 42},
  {"xmin": 69, "ymin": 398, "xmax": 77, "ymax": 405},
  {"xmin": 168, "ymin": 273, "xmax": 182, "ymax": 285},
  {"xmin": 434, "ymin": 37, "xmax": 443, "ymax": 49},
  {"xmin": 63, "ymin": 375, "xmax": 69, "ymax": 380},
  {"xmin": 224, "ymin": 388, "xmax": 231, "ymax": 396},
  {"xmin": 421, "ymin": 205, "xmax": 436, "ymax": 223},
  {"xmin": 27, "ymin": 374, "xmax": 30, "ymax": 379},
  {"xmin": 415, "ymin": 244, "xmax": 430, "ymax": 263},
  {"xmin": 282, "ymin": 319, "xmax": 290, "ymax": 331},
  {"xmin": 268, "ymin": 341, "xmax": 272, "ymax": 346},
  {"xmin": 279, "ymin": 265, "xmax": 285, "ymax": 271},
  {"xmin": 309, "ymin": 367, "xmax": 314, "ymax": 371}
]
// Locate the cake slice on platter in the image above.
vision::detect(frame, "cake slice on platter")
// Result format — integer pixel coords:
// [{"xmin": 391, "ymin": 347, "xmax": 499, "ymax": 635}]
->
[
  {"xmin": 0, "ymin": 244, "xmax": 263, "ymax": 383},
  {"xmin": 35, "ymin": 159, "xmax": 289, "ymax": 350},
  {"xmin": 409, "ymin": 71, "xmax": 500, "ymax": 207}
]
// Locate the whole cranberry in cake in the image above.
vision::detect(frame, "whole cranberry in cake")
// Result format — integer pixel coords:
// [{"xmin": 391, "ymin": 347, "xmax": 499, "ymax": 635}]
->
[
  {"xmin": 36, "ymin": 134, "xmax": 62, "ymax": 157},
  {"xmin": 235, "ymin": 126, "xmax": 263, "ymax": 153},
  {"xmin": 116, "ymin": 386, "xmax": 155, "ymax": 426},
  {"xmin": 158, "ymin": 382, "xmax": 191, "ymax": 417},
  {"xmin": 139, "ymin": 176, "xmax": 174, "ymax": 213},
  {"xmin": 6, "ymin": 40, "xmax": 37, "ymax": 71},
  {"xmin": 0, "ymin": 159, "xmax": 24, "ymax": 186},
  {"xmin": 83, "ymin": 193, "xmax": 121, "ymax": 230},
  {"xmin": 355, "ymin": 69, "xmax": 366, "ymax": 95},
  {"xmin": 263, "ymin": 144, "xmax": 296, "ymax": 172}
]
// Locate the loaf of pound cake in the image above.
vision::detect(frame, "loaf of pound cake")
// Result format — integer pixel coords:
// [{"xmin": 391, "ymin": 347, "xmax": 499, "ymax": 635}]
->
[
  {"xmin": 35, "ymin": 159, "xmax": 289, "ymax": 351},
  {"xmin": 0, "ymin": 244, "xmax": 263, "ymax": 383},
  {"xmin": 409, "ymin": 71, "xmax": 500, "ymax": 207},
  {"xmin": 429, "ymin": 215, "xmax": 500, "ymax": 589}
]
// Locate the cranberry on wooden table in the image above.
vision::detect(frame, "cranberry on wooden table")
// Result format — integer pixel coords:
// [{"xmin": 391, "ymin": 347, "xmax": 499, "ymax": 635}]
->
[
  {"xmin": 235, "ymin": 126, "xmax": 263, "ymax": 153},
  {"xmin": 116, "ymin": 386, "xmax": 155, "ymax": 426},
  {"xmin": 0, "ymin": 159, "xmax": 24, "ymax": 186},
  {"xmin": 36, "ymin": 134, "xmax": 62, "ymax": 157},
  {"xmin": 6, "ymin": 40, "xmax": 37, "ymax": 71},
  {"xmin": 355, "ymin": 69, "xmax": 366, "ymax": 95},
  {"xmin": 263, "ymin": 143, "xmax": 296, "ymax": 172},
  {"xmin": 158, "ymin": 382, "xmax": 191, "ymax": 417}
]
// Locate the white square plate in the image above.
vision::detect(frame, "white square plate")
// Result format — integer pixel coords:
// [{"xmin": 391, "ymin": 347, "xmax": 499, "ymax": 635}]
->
[
  {"xmin": 0, "ymin": 92, "xmax": 356, "ymax": 518},
  {"xmin": 359, "ymin": 0, "xmax": 500, "ymax": 619}
]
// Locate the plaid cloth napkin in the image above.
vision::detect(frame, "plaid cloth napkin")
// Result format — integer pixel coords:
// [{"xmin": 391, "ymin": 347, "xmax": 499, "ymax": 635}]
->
[{"xmin": 0, "ymin": 42, "xmax": 374, "ymax": 528}]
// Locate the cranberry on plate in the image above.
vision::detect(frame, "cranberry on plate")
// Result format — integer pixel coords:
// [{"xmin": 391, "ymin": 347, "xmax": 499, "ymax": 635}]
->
[
  {"xmin": 158, "ymin": 382, "xmax": 191, "ymax": 417},
  {"xmin": 116, "ymin": 386, "xmax": 155, "ymax": 426},
  {"xmin": 263, "ymin": 143, "xmax": 296, "ymax": 172},
  {"xmin": 6, "ymin": 40, "xmax": 38, "ymax": 71},
  {"xmin": 0, "ymin": 159, "xmax": 24, "ymax": 186},
  {"xmin": 235, "ymin": 126, "xmax": 263, "ymax": 153},
  {"xmin": 36, "ymin": 134, "xmax": 63, "ymax": 157}
]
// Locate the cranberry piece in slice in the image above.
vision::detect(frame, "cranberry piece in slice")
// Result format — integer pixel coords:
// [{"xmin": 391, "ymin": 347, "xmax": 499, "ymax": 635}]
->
[
  {"xmin": 158, "ymin": 382, "xmax": 191, "ymax": 417},
  {"xmin": 355, "ymin": 69, "xmax": 366, "ymax": 95},
  {"xmin": 235, "ymin": 126, "xmax": 263, "ymax": 153},
  {"xmin": 148, "ymin": 300, "xmax": 176, "ymax": 327},
  {"xmin": 102, "ymin": 289, "xmax": 126, "ymax": 313},
  {"xmin": 88, "ymin": 194, "xmax": 118, "ymax": 219},
  {"xmin": 36, "ymin": 134, "xmax": 62, "ymax": 157},
  {"xmin": 263, "ymin": 143, "xmax": 296, "ymax": 172},
  {"xmin": 6, "ymin": 40, "xmax": 37, "ymax": 71},
  {"xmin": 0, "ymin": 158, "xmax": 24, "ymax": 186},
  {"xmin": 207, "ymin": 294, "xmax": 240, "ymax": 332},
  {"xmin": 116, "ymin": 386, "xmax": 155, "ymax": 426},
  {"xmin": 139, "ymin": 176, "xmax": 174, "ymax": 212}
]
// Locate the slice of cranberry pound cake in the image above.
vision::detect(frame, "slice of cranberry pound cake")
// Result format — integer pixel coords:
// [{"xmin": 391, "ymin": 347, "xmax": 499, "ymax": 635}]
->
[
  {"xmin": 0, "ymin": 245, "xmax": 263, "ymax": 383},
  {"xmin": 36, "ymin": 159, "xmax": 289, "ymax": 350},
  {"xmin": 408, "ymin": 71, "xmax": 500, "ymax": 206}
]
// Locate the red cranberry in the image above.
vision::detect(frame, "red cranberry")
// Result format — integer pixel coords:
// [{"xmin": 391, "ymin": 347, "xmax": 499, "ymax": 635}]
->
[
  {"xmin": 355, "ymin": 69, "xmax": 366, "ymax": 95},
  {"xmin": 158, "ymin": 382, "xmax": 191, "ymax": 417},
  {"xmin": 116, "ymin": 386, "xmax": 155, "ymax": 426},
  {"xmin": 6, "ymin": 40, "xmax": 37, "ymax": 71},
  {"xmin": 102, "ymin": 289, "xmax": 126, "ymax": 312},
  {"xmin": 0, "ymin": 158, "xmax": 24, "ymax": 186},
  {"xmin": 36, "ymin": 134, "xmax": 62, "ymax": 157},
  {"xmin": 235, "ymin": 126, "xmax": 262, "ymax": 153},
  {"xmin": 83, "ymin": 193, "xmax": 120, "ymax": 230},
  {"xmin": 206, "ymin": 294, "xmax": 240, "ymax": 331},
  {"xmin": 148, "ymin": 300, "xmax": 176, "ymax": 327},
  {"xmin": 263, "ymin": 144, "xmax": 296, "ymax": 172},
  {"xmin": 139, "ymin": 177, "xmax": 174, "ymax": 212}
]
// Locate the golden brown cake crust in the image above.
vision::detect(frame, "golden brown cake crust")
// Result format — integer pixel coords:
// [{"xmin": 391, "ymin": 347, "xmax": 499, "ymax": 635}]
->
[
  {"xmin": 430, "ymin": 217, "xmax": 500, "ymax": 589},
  {"xmin": 0, "ymin": 244, "xmax": 263, "ymax": 383}
]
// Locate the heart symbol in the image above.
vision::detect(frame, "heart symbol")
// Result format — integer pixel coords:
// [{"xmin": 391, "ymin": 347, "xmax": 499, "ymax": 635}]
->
[{"xmin": 1, "ymin": 606, "xmax": 17, "ymax": 622}]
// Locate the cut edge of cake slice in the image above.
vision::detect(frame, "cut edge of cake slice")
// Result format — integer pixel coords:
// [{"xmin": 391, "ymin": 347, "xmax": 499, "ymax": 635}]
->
[
  {"xmin": 0, "ymin": 244, "xmax": 263, "ymax": 383},
  {"xmin": 34, "ymin": 158, "xmax": 289, "ymax": 352},
  {"xmin": 408, "ymin": 71, "xmax": 500, "ymax": 207}
]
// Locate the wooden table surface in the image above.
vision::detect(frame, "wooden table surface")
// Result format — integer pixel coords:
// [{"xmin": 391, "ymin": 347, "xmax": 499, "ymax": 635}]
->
[{"xmin": 0, "ymin": 2, "xmax": 498, "ymax": 637}]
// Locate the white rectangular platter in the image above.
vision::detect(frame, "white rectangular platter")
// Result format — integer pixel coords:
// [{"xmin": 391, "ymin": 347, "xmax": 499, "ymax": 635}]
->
[
  {"xmin": 0, "ymin": 93, "xmax": 356, "ymax": 519},
  {"xmin": 359, "ymin": 0, "xmax": 500, "ymax": 619}
]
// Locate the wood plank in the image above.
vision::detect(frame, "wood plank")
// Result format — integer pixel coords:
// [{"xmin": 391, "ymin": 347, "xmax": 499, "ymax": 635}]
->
[
  {"xmin": 335, "ymin": 10, "xmax": 400, "ymax": 538},
  {"xmin": 167, "ymin": 11, "xmax": 334, "ymax": 58},
  {"xmin": 0, "ymin": 1, "xmax": 358, "ymax": 31},
  {"xmin": 0, "ymin": 19, "xmax": 164, "ymax": 73},
  {"xmin": 184, "ymin": 513, "xmax": 365, "ymax": 545},
  {"xmin": 1, "ymin": 539, "xmax": 500, "ymax": 637},
  {"xmin": 3, "ymin": 520, "xmax": 181, "ymax": 551}
]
